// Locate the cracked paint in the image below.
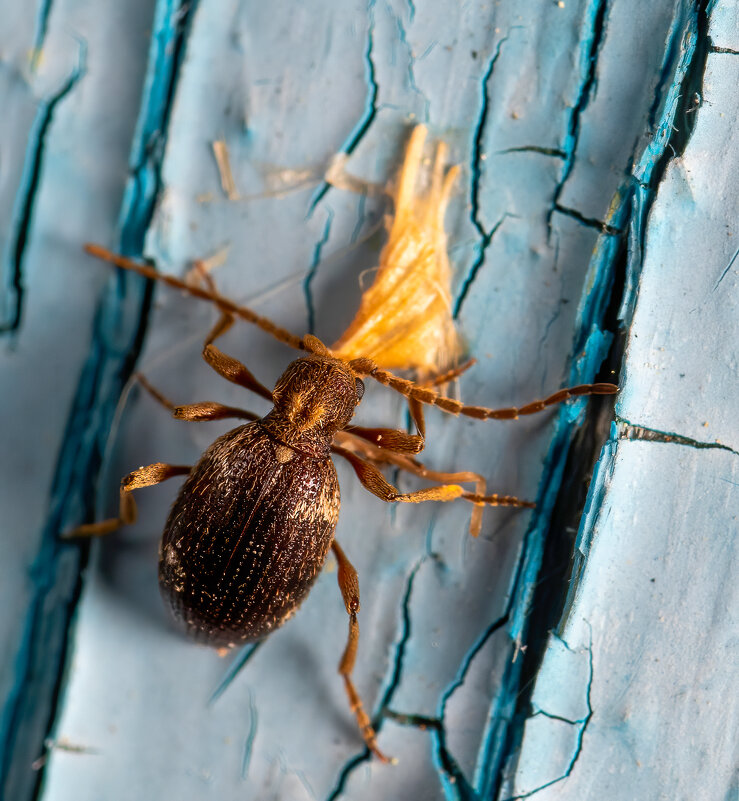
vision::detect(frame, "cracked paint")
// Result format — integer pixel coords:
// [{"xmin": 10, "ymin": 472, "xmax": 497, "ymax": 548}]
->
[
  {"xmin": 1, "ymin": 41, "xmax": 86, "ymax": 334},
  {"xmin": 460, "ymin": 33, "xmax": 511, "ymax": 315},
  {"xmin": 308, "ymin": 0, "xmax": 379, "ymax": 215},
  {"xmin": 496, "ymin": 146, "xmax": 566, "ymax": 159},
  {"xmin": 12, "ymin": 0, "xmax": 734, "ymax": 798},
  {"xmin": 209, "ymin": 642, "xmax": 263, "ymax": 705},
  {"xmin": 478, "ymin": 3, "xmax": 716, "ymax": 796},
  {"xmin": 504, "ymin": 633, "xmax": 593, "ymax": 799},
  {"xmin": 304, "ymin": 208, "xmax": 334, "ymax": 334},
  {"xmin": 551, "ymin": 203, "xmax": 621, "ymax": 235},
  {"xmin": 389, "ymin": 3, "xmax": 430, "ymax": 122},
  {"xmin": 616, "ymin": 418, "xmax": 739, "ymax": 457},
  {"xmin": 30, "ymin": 0, "xmax": 54, "ymax": 64},
  {"xmin": 453, "ymin": 214, "xmax": 508, "ymax": 318},
  {"xmin": 712, "ymin": 244, "xmax": 739, "ymax": 292},
  {"xmin": 548, "ymin": 0, "xmax": 610, "ymax": 231},
  {"xmin": 324, "ymin": 556, "xmax": 425, "ymax": 800},
  {"xmin": 0, "ymin": 2, "xmax": 199, "ymax": 798},
  {"xmin": 240, "ymin": 690, "xmax": 258, "ymax": 780}
]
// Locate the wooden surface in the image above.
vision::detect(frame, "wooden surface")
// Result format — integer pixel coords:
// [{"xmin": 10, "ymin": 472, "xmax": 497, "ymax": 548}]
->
[{"xmin": 1, "ymin": 1, "xmax": 736, "ymax": 800}]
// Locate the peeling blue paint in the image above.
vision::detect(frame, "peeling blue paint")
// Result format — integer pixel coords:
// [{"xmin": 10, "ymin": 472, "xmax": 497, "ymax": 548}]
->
[
  {"xmin": 501, "ymin": 634, "xmax": 593, "ymax": 800},
  {"xmin": 9, "ymin": 0, "xmax": 728, "ymax": 797},
  {"xmin": 616, "ymin": 417, "xmax": 739, "ymax": 456},
  {"xmin": 453, "ymin": 214, "xmax": 509, "ymax": 318},
  {"xmin": 465, "ymin": 33, "xmax": 510, "ymax": 292},
  {"xmin": 390, "ymin": 6, "xmax": 430, "ymax": 122}
]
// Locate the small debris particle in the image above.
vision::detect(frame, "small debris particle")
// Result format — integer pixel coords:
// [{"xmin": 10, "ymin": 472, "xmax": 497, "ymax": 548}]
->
[{"xmin": 212, "ymin": 140, "xmax": 240, "ymax": 200}]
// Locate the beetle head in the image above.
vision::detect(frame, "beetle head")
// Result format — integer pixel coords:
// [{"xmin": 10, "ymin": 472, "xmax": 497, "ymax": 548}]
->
[{"xmin": 264, "ymin": 354, "xmax": 364, "ymax": 456}]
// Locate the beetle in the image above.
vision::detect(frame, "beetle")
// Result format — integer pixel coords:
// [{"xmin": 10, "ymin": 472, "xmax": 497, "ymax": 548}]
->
[
  {"xmin": 69, "ymin": 129, "xmax": 617, "ymax": 763},
  {"xmin": 70, "ymin": 269, "xmax": 615, "ymax": 763}
]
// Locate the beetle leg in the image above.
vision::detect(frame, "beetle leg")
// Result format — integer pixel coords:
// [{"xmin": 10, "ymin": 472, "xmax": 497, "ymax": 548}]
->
[
  {"xmin": 83, "ymin": 243, "xmax": 305, "ymax": 351},
  {"xmin": 64, "ymin": 463, "xmax": 191, "ymax": 538},
  {"xmin": 331, "ymin": 541, "xmax": 394, "ymax": 764},
  {"xmin": 202, "ymin": 343, "xmax": 274, "ymax": 403},
  {"xmin": 136, "ymin": 373, "xmax": 258, "ymax": 423},
  {"xmin": 135, "ymin": 372, "xmax": 178, "ymax": 412},
  {"xmin": 203, "ymin": 310, "xmax": 235, "ymax": 347},
  {"xmin": 351, "ymin": 356, "xmax": 618, "ymax": 421},
  {"xmin": 333, "ymin": 431, "xmax": 487, "ymax": 536},
  {"xmin": 343, "ymin": 425, "xmax": 423, "ymax": 454},
  {"xmin": 333, "ymin": 446, "xmax": 534, "ymax": 510},
  {"xmin": 172, "ymin": 403, "xmax": 259, "ymax": 422},
  {"xmin": 341, "ymin": 391, "xmax": 428, "ymax": 456}
]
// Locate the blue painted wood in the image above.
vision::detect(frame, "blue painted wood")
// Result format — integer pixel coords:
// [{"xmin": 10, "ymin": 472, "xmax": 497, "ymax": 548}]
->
[
  {"xmin": 0, "ymin": 3, "xmax": 157, "ymax": 798},
  {"xmin": 506, "ymin": 3, "xmax": 739, "ymax": 798},
  {"xmin": 2, "ymin": 1, "xmax": 733, "ymax": 800}
]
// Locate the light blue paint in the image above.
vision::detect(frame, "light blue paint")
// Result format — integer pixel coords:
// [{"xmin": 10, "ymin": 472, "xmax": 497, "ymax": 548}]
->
[{"xmin": 1, "ymin": 0, "xmax": 734, "ymax": 799}]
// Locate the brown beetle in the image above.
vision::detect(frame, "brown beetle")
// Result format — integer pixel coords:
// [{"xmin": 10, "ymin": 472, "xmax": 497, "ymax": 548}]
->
[
  {"xmin": 70, "ymin": 125, "xmax": 616, "ymax": 765},
  {"xmin": 70, "ymin": 256, "xmax": 615, "ymax": 763}
]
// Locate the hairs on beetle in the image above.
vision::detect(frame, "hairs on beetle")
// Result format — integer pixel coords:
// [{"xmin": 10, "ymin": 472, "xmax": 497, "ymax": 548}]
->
[{"xmin": 69, "ymin": 125, "xmax": 617, "ymax": 763}]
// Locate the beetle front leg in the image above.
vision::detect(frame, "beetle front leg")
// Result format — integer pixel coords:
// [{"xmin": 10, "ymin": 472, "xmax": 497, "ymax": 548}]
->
[
  {"xmin": 65, "ymin": 463, "xmax": 191, "ymax": 538},
  {"xmin": 331, "ymin": 540, "xmax": 394, "ymax": 764},
  {"xmin": 136, "ymin": 373, "xmax": 258, "ymax": 423},
  {"xmin": 202, "ymin": 340, "xmax": 274, "ymax": 403}
]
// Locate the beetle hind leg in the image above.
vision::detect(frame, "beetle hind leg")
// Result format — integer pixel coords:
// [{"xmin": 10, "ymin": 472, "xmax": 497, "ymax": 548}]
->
[
  {"xmin": 332, "ymin": 541, "xmax": 395, "ymax": 764},
  {"xmin": 64, "ymin": 462, "xmax": 191, "ymax": 538}
]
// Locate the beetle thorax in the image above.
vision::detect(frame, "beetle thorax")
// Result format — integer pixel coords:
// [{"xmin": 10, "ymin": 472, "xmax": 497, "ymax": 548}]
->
[{"xmin": 261, "ymin": 355, "xmax": 364, "ymax": 457}]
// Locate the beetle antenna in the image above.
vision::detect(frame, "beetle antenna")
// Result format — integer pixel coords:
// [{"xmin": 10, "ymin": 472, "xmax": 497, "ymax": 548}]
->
[
  {"xmin": 84, "ymin": 243, "xmax": 305, "ymax": 351},
  {"xmin": 349, "ymin": 357, "xmax": 618, "ymax": 421},
  {"xmin": 85, "ymin": 244, "xmax": 618, "ymax": 420}
]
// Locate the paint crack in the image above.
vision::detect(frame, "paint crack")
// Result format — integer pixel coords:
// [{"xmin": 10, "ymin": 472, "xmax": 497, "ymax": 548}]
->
[
  {"xmin": 496, "ymin": 145, "xmax": 566, "ymax": 159},
  {"xmin": 308, "ymin": 0, "xmax": 379, "ymax": 216},
  {"xmin": 389, "ymin": 1, "xmax": 430, "ymax": 122},
  {"xmin": 547, "ymin": 0, "xmax": 610, "ymax": 234},
  {"xmin": 503, "ymin": 632, "xmax": 594, "ymax": 800},
  {"xmin": 0, "ymin": 4, "xmax": 202, "ymax": 799},
  {"xmin": 616, "ymin": 417, "xmax": 738, "ymax": 457},
  {"xmin": 1, "ymin": 39, "xmax": 87, "ymax": 335},
  {"xmin": 453, "ymin": 213, "xmax": 511, "ymax": 318},
  {"xmin": 304, "ymin": 208, "xmax": 334, "ymax": 333},
  {"xmin": 552, "ymin": 203, "xmax": 621, "ymax": 236},
  {"xmin": 453, "ymin": 31, "xmax": 516, "ymax": 320}
]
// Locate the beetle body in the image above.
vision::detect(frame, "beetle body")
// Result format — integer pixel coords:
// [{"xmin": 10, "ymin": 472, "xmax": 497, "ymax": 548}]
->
[{"xmin": 158, "ymin": 353, "xmax": 362, "ymax": 646}]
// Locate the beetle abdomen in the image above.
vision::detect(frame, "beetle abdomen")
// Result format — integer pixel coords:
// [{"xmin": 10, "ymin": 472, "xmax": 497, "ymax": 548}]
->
[{"xmin": 158, "ymin": 423, "xmax": 340, "ymax": 646}]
